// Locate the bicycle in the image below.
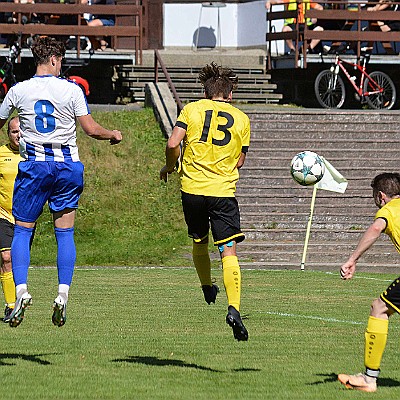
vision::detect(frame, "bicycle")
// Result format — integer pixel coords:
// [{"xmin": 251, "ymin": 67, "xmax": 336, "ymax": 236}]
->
[
  {"xmin": 314, "ymin": 53, "xmax": 396, "ymax": 109},
  {"xmin": 0, "ymin": 41, "xmax": 20, "ymax": 100}
]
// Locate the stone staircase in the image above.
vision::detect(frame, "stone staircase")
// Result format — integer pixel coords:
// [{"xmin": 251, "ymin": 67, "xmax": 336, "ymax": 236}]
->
[
  {"xmin": 116, "ymin": 65, "xmax": 282, "ymax": 105},
  {"xmin": 236, "ymin": 109, "xmax": 400, "ymax": 272}
]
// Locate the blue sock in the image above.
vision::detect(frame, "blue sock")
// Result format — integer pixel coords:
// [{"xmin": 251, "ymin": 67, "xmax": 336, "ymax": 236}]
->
[
  {"xmin": 11, "ymin": 225, "xmax": 35, "ymax": 286},
  {"xmin": 55, "ymin": 227, "xmax": 76, "ymax": 286}
]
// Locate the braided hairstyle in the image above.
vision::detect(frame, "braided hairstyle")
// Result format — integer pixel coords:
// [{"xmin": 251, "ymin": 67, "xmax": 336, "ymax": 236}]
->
[{"xmin": 198, "ymin": 62, "xmax": 238, "ymax": 100}]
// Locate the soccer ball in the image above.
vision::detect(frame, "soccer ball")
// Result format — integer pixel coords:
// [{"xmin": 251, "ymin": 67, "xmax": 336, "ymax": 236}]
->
[{"xmin": 290, "ymin": 151, "xmax": 325, "ymax": 186}]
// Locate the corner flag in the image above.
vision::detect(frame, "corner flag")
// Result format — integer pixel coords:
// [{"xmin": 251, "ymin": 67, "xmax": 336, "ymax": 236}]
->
[
  {"xmin": 301, "ymin": 157, "xmax": 347, "ymax": 270},
  {"xmin": 316, "ymin": 157, "xmax": 348, "ymax": 194}
]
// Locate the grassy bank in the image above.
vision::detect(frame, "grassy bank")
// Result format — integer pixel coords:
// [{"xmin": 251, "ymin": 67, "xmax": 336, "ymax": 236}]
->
[{"xmin": 3, "ymin": 108, "xmax": 191, "ymax": 266}]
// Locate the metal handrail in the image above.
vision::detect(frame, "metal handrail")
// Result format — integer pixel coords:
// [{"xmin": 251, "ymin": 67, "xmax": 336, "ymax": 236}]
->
[{"xmin": 154, "ymin": 49, "xmax": 183, "ymax": 113}]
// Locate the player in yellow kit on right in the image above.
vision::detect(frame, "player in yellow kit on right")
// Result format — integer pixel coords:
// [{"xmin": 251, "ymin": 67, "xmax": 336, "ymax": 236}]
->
[
  {"xmin": 0, "ymin": 116, "xmax": 23, "ymax": 322},
  {"xmin": 339, "ymin": 173, "xmax": 400, "ymax": 392}
]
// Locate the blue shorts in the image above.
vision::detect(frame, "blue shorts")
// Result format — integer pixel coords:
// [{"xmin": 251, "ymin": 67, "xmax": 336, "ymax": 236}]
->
[
  {"xmin": 100, "ymin": 18, "xmax": 115, "ymax": 26},
  {"xmin": 12, "ymin": 161, "xmax": 84, "ymax": 223}
]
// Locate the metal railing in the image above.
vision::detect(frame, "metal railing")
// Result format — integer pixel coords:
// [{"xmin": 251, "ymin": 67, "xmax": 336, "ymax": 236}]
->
[
  {"xmin": 266, "ymin": 0, "xmax": 400, "ymax": 69},
  {"xmin": 154, "ymin": 49, "xmax": 183, "ymax": 113}
]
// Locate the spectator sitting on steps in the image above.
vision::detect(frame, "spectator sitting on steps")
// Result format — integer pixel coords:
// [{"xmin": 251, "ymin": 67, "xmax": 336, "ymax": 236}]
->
[
  {"xmin": 266, "ymin": 0, "xmax": 324, "ymax": 54},
  {"xmin": 82, "ymin": 0, "xmax": 115, "ymax": 51}
]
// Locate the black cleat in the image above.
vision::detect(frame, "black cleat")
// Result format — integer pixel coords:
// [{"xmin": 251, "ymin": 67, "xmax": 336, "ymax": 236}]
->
[
  {"xmin": 226, "ymin": 306, "xmax": 248, "ymax": 341},
  {"xmin": 3, "ymin": 306, "xmax": 13, "ymax": 323},
  {"xmin": 202, "ymin": 284, "xmax": 219, "ymax": 304}
]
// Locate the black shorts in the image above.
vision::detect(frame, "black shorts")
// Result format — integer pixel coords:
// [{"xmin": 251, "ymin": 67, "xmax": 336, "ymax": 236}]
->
[
  {"xmin": 181, "ymin": 191, "xmax": 245, "ymax": 246},
  {"xmin": 385, "ymin": 20, "xmax": 400, "ymax": 31},
  {"xmin": 0, "ymin": 218, "xmax": 14, "ymax": 252},
  {"xmin": 380, "ymin": 277, "xmax": 400, "ymax": 313},
  {"xmin": 318, "ymin": 20, "xmax": 347, "ymax": 30},
  {"xmin": 284, "ymin": 23, "xmax": 316, "ymax": 32}
]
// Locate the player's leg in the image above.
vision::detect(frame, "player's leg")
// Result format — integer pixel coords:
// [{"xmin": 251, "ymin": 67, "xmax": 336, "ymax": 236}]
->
[
  {"xmin": 51, "ymin": 209, "xmax": 76, "ymax": 327},
  {"xmin": 339, "ymin": 278, "xmax": 400, "ymax": 392},
  {"xmin": 0, "ymin": 218, "xmax": 16, "ymax": 321},
  {"xmin": 9, "ymin": 221, "xmax": 35, "ymax": 327},
  {"xmin": 209, "ymin": 197, "xmax": 248, "ymax": 341},
  {"xmin": 192, "ymin": 237, "xmax": 220, "ymax": 304},
  {"xmin": 9, "ymin": 161, "xmax": 52, "ymax": 327},
  {"xmin": 49, "ymin": 161, "xmax": 83, "ymax": 326},
  {"xmin": 1, "ymin": 250, "xmax": 15, "ymax": 321},
  {"xmin": 181, "ymin": 192, "xmax": 219, "ymax": 304}
]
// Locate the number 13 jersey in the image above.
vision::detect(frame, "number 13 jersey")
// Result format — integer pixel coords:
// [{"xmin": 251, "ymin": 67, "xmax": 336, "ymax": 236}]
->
[
  {"xmin": 176, "ymin": 98, "xmax": 251, "ymax": 197},
  {"xmin": 0, "ymin": 75, "xmax": 90, "ymax": 162}
]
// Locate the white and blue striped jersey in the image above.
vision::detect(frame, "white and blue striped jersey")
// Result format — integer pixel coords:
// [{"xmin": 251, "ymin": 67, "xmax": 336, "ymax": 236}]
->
[{"xmin": 0, "ymin": 75, "xmax": 90, "ymax": 162}]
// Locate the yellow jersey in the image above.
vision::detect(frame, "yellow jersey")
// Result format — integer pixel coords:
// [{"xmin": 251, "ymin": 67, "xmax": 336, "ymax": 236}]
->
[
  {"xmin": 375, "ymin": 197, "xmax": 400, "ymax": 254},
  {"xmin": 0, "ymin": 143, "xmax": 22, "ymax": 223},
  {"xmin": 284, "ymin": 0, "xmax": 318, "ymax": 26},
  {"xmin": 176, "ymin": 99, "xmax": 250, "ymax": 197}
]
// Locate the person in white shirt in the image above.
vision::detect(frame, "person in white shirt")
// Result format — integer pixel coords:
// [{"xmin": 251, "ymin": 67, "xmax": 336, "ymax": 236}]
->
[{"xmin": 0, "ymin": 35, "xmax": 122, "ymax": 328}]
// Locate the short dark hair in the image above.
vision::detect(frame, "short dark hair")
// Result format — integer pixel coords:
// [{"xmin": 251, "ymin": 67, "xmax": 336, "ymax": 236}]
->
[
  {"xmin": 371, "ymin": 173, "xmax": 400, "ymax": 197},
  {"xmin": 198, "ymin": 62, "xmax": 238, "ymax": 100},
  {"xmin": 31, "ymin": 36, "xmax": 65, "ymax": 66},
  {"xmin": 7, "ymin": 116, "xmax": 19, "ymax": 134}
]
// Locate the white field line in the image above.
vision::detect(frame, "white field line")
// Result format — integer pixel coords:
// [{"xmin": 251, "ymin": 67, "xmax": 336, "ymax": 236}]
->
[
  {"xmin": 260, "ymin": 311, "xmax": 363, "ymax": 325},
  {"xmin": 32, "ymin": 266, "xmax": 396, "ymax": 283}
]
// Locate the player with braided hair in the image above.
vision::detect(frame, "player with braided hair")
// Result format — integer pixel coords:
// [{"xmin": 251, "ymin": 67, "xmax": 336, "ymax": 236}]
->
[{"xmin": 160, "ymin": 62, "xmax": 250, "ymax": 341}]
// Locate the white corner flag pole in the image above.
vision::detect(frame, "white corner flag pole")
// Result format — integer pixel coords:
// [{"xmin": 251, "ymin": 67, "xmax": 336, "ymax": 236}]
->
[{"xmin": 300, "ymin": 185, "xmax": 318, "ymax": 271}]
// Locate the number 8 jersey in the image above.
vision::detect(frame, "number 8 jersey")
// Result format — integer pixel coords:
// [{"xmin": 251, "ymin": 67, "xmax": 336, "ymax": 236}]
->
[
  {"xmin": 0, "ymin": 75, "xmax": 90, "ymax": 162},
  {"xmin": 176, "ymin": 98, "xmax": 250, "ymax": 197}
]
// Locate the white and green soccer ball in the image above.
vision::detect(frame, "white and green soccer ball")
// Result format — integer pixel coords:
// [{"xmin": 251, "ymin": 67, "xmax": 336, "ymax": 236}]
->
[{"xmin": 290, "ymin": 151, "xmax": 325, "ymax": 186}]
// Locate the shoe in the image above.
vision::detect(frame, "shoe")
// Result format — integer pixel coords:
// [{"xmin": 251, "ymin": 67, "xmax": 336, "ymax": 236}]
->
[
  {"xmin": 52, "ymin": 295, "xmax": 67, "ymax": 327},
  {"xmin": 202, "ymin": 284, "xmax": 219, "ymax": 304},
  {"xmin": 9, "ymin": 292, "xmax": 32, "ymax": 328},
  {"xmin": 323, "ymin": 45, "xmax": 331, "ymax": 54},
  {"xmin": 3, "ymin": 306, "xmax": 13, "ymax": 323},
  {"xmin": 226, "ymin": 305, "xmax": 248, "ymax": 341},
  {"xmin": 338, "ymin": 373, "xmax": 377, "ymax": 392}
]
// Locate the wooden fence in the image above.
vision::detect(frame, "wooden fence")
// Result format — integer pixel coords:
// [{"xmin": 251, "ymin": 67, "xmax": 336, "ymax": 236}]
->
[{"xmin": 0, "ymin": 1, "xmax": 142, "ymax": 63}]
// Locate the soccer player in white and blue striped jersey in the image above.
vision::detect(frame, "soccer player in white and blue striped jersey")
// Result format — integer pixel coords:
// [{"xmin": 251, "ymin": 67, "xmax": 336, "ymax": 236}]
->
[{"xmin": 0, "ymin": 36, "xmax": 122, "ymax": 328}]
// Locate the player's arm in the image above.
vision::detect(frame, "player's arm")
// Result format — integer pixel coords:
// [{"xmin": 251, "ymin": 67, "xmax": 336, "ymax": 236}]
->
[
  {"xmin": 160, "ymin": 125, "xmax": 186, "ymax": 182},
  {"xmin": 340, "ymin": 218, "xmax": 386, "ymax": 280},
  {"xmin": 77, "ymin": 114, "xmax": 122, "ymax": 145},
  {"xmin": 0, "ymin": 119, "xmax": 7, "ymax": 130},
  {"xmin": 236, "ymin": 152, "xmax": 246, "ymax": 169}
]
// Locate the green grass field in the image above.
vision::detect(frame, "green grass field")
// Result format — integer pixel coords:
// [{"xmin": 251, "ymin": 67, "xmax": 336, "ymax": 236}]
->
[{"xmin": 2, "ymin": 267, "xmax": 400, "ymax": 399}]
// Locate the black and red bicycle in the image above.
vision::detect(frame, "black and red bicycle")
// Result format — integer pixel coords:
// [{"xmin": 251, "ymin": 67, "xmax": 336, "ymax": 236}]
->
[{"xmin": 314, "ymin": 53, "xmax": 396, "ymax": 109}]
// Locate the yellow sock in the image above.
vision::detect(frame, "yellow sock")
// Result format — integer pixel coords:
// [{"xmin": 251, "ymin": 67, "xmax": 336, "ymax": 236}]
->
[
  {"xmin": 222, "ymin": 255, "xmax": 241, "ymax": 311},
  {"xmin": 364, "ymin": 316, "xmax": 389, "ymax": 370},
  {"xmin": 0, "ymin": 271, "xmax": 15, "ymax": 308},
  {"xmin": 192, "ymin": 243, "xmax": 212, "ymax": 286}
]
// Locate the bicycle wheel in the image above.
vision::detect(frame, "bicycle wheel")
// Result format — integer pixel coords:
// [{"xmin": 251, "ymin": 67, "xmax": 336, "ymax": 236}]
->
[
  {"xmin": 314, "ymin": 70, "xmax": 346, "ymax": 109},
  {"xmin": 364, "ymin": 71, "xmax": 396, "ymax": 110}
]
